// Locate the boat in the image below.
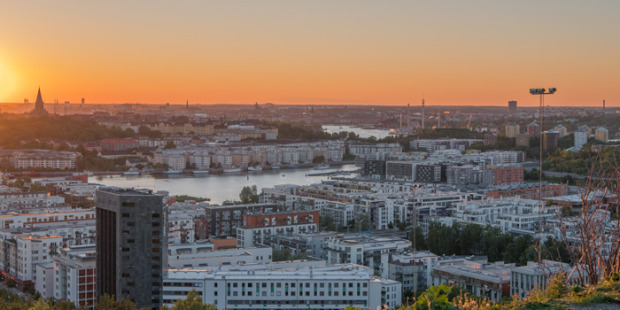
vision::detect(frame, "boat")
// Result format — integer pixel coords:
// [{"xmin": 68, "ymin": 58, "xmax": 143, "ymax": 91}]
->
[
  {"xmin": 314, "ymin": 164, "xmax": 330, "ymax": 170},
  {"xmin": 123, "ymin": 169, "xmax": 140, "ymax": 176},
  {"xmin": 163, "ymin": 169, "xmax": 182, "ymax": 175},
  {"xmin": 223, "ymin": 167, "xmax": 242, "ymax": 173},
  {"xmin": 271, "ymin": 165, "xmax": 281, "ymax": 170},
  {"xmin": 192, "ymin": 170, "xmax": 210, "ymax": 175},
  {"xmin": 248, "ymin": 166, "xmax": 263, "ymax": 171}
]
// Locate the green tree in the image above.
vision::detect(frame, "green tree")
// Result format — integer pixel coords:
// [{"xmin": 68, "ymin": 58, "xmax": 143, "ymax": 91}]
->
[
  {"xmin": 169, "ymin": 290, "xmax": 217, "ymax": 310},
  {"xmin": 239, "ymin": 185, "xmax": 259, "ymax": 204},
  {"xmin": 164, "ymin": 140, "xmax": 176, "ymax": 150},
  {"xmin": 320, "ymin": 214, "xmax": 337, "ymax": 231}
]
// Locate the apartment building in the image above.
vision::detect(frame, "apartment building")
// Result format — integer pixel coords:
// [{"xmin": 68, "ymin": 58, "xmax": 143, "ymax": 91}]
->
[{"xmin": 162, "ymin": 262, "xmax": 402, "ymax": 310}]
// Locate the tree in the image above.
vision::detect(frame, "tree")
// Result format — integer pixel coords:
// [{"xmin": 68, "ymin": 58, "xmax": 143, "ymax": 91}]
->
[
  {"xmin": 557, "ymin": 153, "xmax": 620, "ymax": 285},
  {"xmin": 164, "ymin": 140, "xmax": 176, "ymax": 150},
  {"xmin": 410, "ymin": 226, "xmax": 427, "ymax": 251},
  {"xmin": 320, "ymin": 214, "xmax": 337, "ymax": 231},
  {"xmin": 169, "ymin": 290, "xmax": 217, "ymax": 310},
  {"xmin": 239, "ymin": 185, "xmax": 259, "ymax": 204}
]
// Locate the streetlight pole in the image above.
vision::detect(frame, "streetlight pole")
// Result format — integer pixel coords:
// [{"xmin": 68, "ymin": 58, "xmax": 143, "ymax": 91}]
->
[{"xmin": 529, "ymin": 87, "xmax": 556, "ymax": 268}]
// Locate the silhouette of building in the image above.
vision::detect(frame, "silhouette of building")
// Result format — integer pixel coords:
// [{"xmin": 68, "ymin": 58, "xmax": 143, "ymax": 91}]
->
[
  {"xmin": 508, "ymin": 101, "xmax": 517, "ymax": 113},
  {"xmin": 31, "ymin": 88, "xmax": 48, "ymax": 117},
  {"xmin": 96, "ymin": 188, "xmax": 164, "ymax": 309}
]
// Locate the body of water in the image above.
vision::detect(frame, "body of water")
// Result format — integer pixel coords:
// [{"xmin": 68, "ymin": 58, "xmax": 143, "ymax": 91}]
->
[
  {"xmin": 322, "ymin": 125, "xmax": 392, "ymax": 139},
  {"xmin": 94, "ymin": 165, "xmax": 358, "ymax": 204}
]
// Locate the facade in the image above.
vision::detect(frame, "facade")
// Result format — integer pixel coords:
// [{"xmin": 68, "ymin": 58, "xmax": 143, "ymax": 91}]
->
[
  {"xmin": 386, "ymin": 161, "xmax": 416, "ymax": 181},
  {"xmin": 0, "ymin": 192, "xmax": 65, "ymax": 212},
  {"xmin": 432, "ymin": 259, "xmax": 513, "ymax": 303},
  {"xmin": 163, "ymin": 262, "xmax": 402, "ymax": 310},
  {"xmin": 237, "ymin": 223, "xmax": 318, "ymax": 248},
  {"xmin": 95, "ymin": 188, "xmax": 165, "ymax": 309},
  {"xmin": 348, "ymin": 143, "xmax": 402, "ymax": 160},
  {"xmin": 508, "ymin": 101, "xmax": 517, "ymax": 114},
  {"xmin": 53, "ymin": 246, "xmax": 97, "ymax": 308},
  {"xmin": 595, "ymin": 127, "xmax": 609, "ymax": 142},
  {"xmin": 2, "ymin": 149, "xmax": 80, "ymax": 171},
  {"xmin": 511, "ymin": 260, "xmax": 585, "ymax": 299},
  {"xmin": 483, "ymin": 133, "xmax": 497, "ymax": 146},
  {"xmin": 542, "ymin": 131, "xmax": 560, "ymax": 151},
  {"xmin": 363, "ymin": 160, "xmax": 387, "ymax": 179},
  {"xmin": 203, "ymin": 204, "xmax": 278, "ymax": 237},
  {"xmin": 574, "ymin": 128, "xmax": 588, "ymax": 148},
  {"xmin": 386, "ymin": 251, "xmax": 439, "ymax": 293},
  {"xmin": 554, "ymin": 124, "xmax": 567, "ymax": 138},
  {"xmin": 484, "ymin": 165, "xmax": 524, "ymax": 185},
  {"xmin": 486, "ymin": 183, "xmax": 568, "ymax": 200},
  {"xmin": 516, "ymin": 133, "xmax": 530, "ymax": 147},
  {"xmin": 410, "ymin": 139, "xmax": 480, "ymax": 153},
  {"xmin": 505, "ymin": 122, "xmax": 519, "ymax": 139},
  {"xmin": 526, "ymin": 122, "xmax": 540, "ymax": 137},
  {"xmin": 415, "ymin": 164, "xmax": 442, "ymax": 183},
  {"xmin": 99, "ymin": 139, "xmax": 139, "ymax": 152}
]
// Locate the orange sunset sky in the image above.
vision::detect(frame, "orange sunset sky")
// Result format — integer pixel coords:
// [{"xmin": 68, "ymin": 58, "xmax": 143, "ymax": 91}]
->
[{"xmin": 0, "ymin": 1, "xmax": 619, "ymax": 107}]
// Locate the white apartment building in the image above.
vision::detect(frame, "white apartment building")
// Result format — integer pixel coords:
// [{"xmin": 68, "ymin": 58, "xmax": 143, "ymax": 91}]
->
[
  {"xmin": 385, "ymin": 251, "xmax": 439, "ymax": 293},
  {"xmin": 574, "ymin": 128, "xmax": 588, "ymax": 148},
  {"xmin": 163, "ymin": 262, "xmax": 402, "ymax": 310},
  {"xmin": 237, "ymin": 223, "xmax": 318, "ymax": 248},
  {"xmin": 0, "ymin": 192, "xmax": 65, "ymax": 212},
  {"xmin": 0, "ymin": 208, "xmax": 95, "ymax": 229},
  {"xmin": 168, "ymin": 211, "xmax": 196, "ymax": 244},
  {"xmin": 154, "ymin": 153, "xmax": 187, "ymax": 170},
  {"xmin": 168, "ymin": 247, "xmax": 273, "ymax": 269},
  {"xmin": 7, "ymin": 150, "xmax": 80, "ymax": 170},
  {"xmin": 445, "ymin": 198, "xmax": 557, "ymax": 234},
  {"xmin": 348, "ymin": 143, "xmax": 402, "ymax": 160},
  {"xmin": 324, "ymin": 235, "xmax": 411, "ymax": 275},
  {"xmin": 432, "ymin": 258, "xmax": 514, "ymax": 303},
  {"xmin": 52, "ymin": 246, "xmax": 97, "ymax": 308},
  {"xmin": 511, "ymin": 260, "xmax": 585, "ymax": 299}
]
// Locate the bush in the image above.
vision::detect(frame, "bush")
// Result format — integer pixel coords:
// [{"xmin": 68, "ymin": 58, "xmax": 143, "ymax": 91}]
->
[{"xmin": 6, "ymin": 279, "xmax": 16, "ymax": 288}]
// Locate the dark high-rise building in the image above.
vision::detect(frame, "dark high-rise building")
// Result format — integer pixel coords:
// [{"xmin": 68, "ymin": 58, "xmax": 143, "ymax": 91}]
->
[
  {"xmin": 508, "ymin": 100, "xmax": 517, "ymax": 114},
  {"xmin": 96, "ymin": 188, "xmax": 164, "ymax": 309},
  {"xmin": 363, "ymin": 160, "xmax": 386, "ymax": 179},
  {"xmin": 543, "ymin": 130, "xmax": 560, "ymax": 152}
]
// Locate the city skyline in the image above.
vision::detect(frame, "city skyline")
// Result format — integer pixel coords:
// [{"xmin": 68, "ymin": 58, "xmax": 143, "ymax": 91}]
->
[{"xmin": 1, "ymin": 1, "xmax": 619, "ymax": 106}]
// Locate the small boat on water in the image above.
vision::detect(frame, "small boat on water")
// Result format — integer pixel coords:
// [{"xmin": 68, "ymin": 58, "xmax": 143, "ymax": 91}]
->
[
  {"xmin": 192, "ymin": 170, "xmax": 210, "ymax": 175},
  {"xmin": 163, "ymin": 169, "xmax": 182, "ymax": 175},
  {"xmin": 271, "ymin": 165, "xmax": 281, "ymax": 170},
  {"xmin": 314, "ymin": 164, "xmax": 330, "ymax": 170},
  {"xmin": 123, "ymin": 169, "xmax": 140, "ymax": 176},
  {"xmin": 223, "ymin": 167, "xmax": 242, "ymax": 173},
  {"xmin": 248, "ymin": 166, "xmax": 263, "ymax": 171}
]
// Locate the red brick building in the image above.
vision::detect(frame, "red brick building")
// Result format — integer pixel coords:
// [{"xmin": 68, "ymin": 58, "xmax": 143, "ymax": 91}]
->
[
  {"xmin": 485, "ymin": 165, "xmax": 524, "ymax": 185},
  {"xmin": 487, "ymin": 183, "xmax": 568, "ymax": 200}
]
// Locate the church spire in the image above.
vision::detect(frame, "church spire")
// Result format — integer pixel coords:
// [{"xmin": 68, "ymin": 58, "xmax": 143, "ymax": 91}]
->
[{"xmin": 36, "ymin": 87, "xmax": 43, "ymax": 104}]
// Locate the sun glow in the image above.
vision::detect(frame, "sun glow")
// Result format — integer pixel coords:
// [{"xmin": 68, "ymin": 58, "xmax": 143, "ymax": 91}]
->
[{"xmin": 0, "ymin": 59, "xmax": 17, "ymax": 103}]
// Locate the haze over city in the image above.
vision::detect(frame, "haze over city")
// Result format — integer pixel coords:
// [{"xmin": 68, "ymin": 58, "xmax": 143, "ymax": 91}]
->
[{"xmin": 1, "ymin": 0, "xmax": 619, "ymax": 106}]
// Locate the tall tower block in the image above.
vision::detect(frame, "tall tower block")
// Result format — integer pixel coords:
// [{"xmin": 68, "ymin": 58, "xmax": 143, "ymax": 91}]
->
[{"xmin": 96, "ymin": 188, "xmax": 165, "ymax": 309}]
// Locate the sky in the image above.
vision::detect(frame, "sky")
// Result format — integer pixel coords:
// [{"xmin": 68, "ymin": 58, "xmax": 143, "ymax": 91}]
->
[{"xmin": 0, "ymin": 0, "xmax": 619, "ymax": 107}]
